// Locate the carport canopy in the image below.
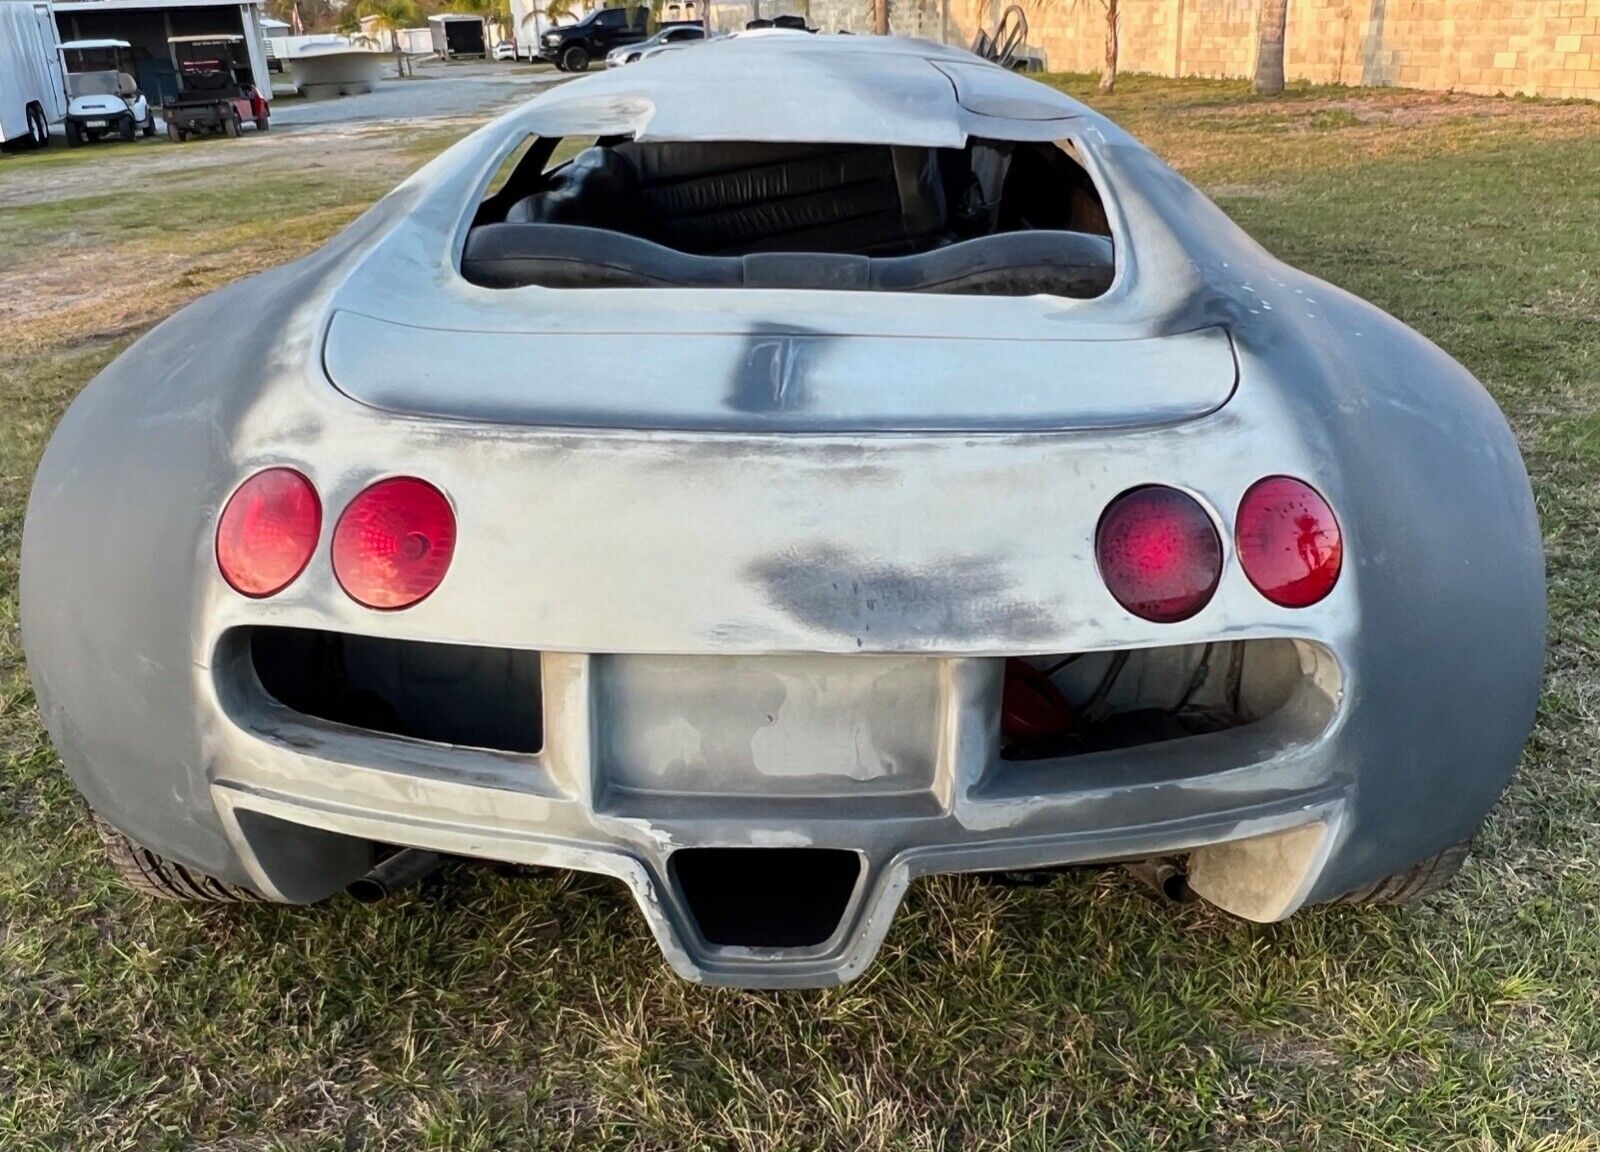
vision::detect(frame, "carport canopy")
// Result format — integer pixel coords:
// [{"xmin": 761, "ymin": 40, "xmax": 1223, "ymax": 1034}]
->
[{"xmin": 53, "ymin": 0, "xmax": 273, "ymax": 102}]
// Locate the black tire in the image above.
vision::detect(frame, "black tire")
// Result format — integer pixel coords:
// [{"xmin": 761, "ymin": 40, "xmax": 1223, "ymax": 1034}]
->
[
  {"xmin": 167, "ymin": 120, "xmax": 184, "ymax": 143},
  {"xmin": 92, "ymin": 813, "xmax": 263, "ymax": 903},
  {"xmin": 224, "ymin": 111, "xmax": 241, "ymax": 139},
  {"xmin": 120, "ymin": 114, "xmax": 136, "ymax": 142},
  {"xmin": 254, "ymin": 116, "xmax": 269, "ymax": 132},
  {"xmin": 142, "ymin": 112, "xmax": 155, "ymax": 138},
  {"xmin": 1337, "ymin": 840, "xmax": 1471, "ymax": 905},
  {"xmin": 65, "ymin": 120, "xmax": 82, "ymax": 148},
  {"xmin": 29, "ymin": 103, "xmax": 50, "ymax": 148},
  {"xmin": 561, "ymin": 44, "xmax": 590, "ymax": 72}
]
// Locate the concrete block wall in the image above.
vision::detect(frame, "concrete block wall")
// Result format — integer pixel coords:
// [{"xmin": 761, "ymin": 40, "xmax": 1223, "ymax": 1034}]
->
[{"xmin": 830, "ymin": 0, "xmax": 1600, "ymax": 102}]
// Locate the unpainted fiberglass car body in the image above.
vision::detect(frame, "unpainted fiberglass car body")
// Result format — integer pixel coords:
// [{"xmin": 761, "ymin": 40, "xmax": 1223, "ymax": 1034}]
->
[{"xmin": 22, "ymin": 34, "xmax": 1544, "ymax": 987}]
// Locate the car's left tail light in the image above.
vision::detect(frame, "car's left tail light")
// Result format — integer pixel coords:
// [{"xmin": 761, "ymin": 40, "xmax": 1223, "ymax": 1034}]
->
[
  {"xmin": 332, "ymin": 477, "xmax": 456, "ymax": 610},
  {"xmin": 215, "ymin": 468, "xmax": 321, "ymax": 598}
]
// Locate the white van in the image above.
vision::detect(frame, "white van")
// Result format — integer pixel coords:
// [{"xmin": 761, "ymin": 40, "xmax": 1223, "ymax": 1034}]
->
[{"xmin": 0, "ymin": 0, "xmax": 66, "ymax": 150}]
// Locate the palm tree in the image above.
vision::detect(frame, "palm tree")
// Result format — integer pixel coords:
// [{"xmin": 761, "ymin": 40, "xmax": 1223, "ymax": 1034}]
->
[
  {"xmin": 1070, "ymin": 0, "xmax": 1120, "ymax": 94},
  {"xmin": 1253, "ymin": 0, "xmax": 1288, "ymax": 95},
  {"xmin": 355, "ymin": 0, "xmax": 422, "ymax": 77},
  {"xmin": 449, "ymin": 0, "xmax": 512, "ymax": 41}
]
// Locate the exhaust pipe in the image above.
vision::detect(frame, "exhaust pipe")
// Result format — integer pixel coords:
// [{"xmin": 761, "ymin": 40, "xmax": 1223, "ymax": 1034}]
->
[
  {"xmin": 1123, "ymin": 858, "xmax": 1197, "ymax": 904},
  {"xmin": 347, "ymin": 848, "xmax": 448, "ymax": 904}
]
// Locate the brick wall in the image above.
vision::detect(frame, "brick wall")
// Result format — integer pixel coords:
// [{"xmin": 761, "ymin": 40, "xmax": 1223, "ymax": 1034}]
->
[{"xmin": 798, "ymin": 0, "xmax": 1600, "ymax": 101}]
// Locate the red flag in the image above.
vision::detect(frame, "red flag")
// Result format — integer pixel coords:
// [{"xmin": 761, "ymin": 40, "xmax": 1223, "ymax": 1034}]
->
[{"xmin": 290, "ymin": 2, "xmax": 304, "ymax": 35}]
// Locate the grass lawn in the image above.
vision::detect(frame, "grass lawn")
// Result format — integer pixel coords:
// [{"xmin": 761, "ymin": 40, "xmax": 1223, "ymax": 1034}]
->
[{"xmin": 1, "ymin": 77, "xmax": 1597, "ymax": 1150}]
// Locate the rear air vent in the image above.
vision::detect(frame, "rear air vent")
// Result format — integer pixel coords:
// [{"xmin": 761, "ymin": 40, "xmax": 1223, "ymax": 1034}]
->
[
  {"xmin": 245, "ymin": 626, "xmax": 542, "ymax": 754},
  {"xmin": 1000, "ymin": 639, "xmax": 1340, "ymax": 761},
  {"xmin": 671, "ymin": 848, "xmax": 862, "ymax": 949}
]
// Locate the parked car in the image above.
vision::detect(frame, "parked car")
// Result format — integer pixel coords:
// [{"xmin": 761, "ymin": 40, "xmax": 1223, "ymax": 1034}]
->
[
  {"xmin": 605, "ymin": 22, "xmax": 704, "ymax": 67},
  {"xmin": 539, "ymin": 5, "xmax": 647, "ymax": 72},
  {"xmin": 23, "ymin": 35, "xmax": 1545, "ymax": 990},
  {"xmin": 492, "ymin": 39, "xmax": 517, "ymax": 61},
  {"xmin": 58, "ymin": 39, "xmax": 155, "ymax": 145}
]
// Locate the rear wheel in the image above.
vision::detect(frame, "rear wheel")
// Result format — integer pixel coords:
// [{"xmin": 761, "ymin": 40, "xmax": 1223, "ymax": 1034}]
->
[
  {"xmin": 1337, "ymin": 840, "xmax": 1472, "ymax": 905},
  {"xmin": 29, "ymin": 103, "xmax": 50, "ymax": 148},
  {"xmin": 92, "ymin": 813, "xmax": 263, "ymax": 903},
  {"xmin": 166, "ymin": 120, "xmax": 184, "ymax": 143},
  {"xmin": 254, "ymin": 116, "xmax": 269, "ymax": 132},
  {"xmin": 142, "ymin": 112, "xmax": 156, "ymax": 138},
  {"xmin": 224, "ymin": 111, "xmax": 241, "ymax": 138},
  {"xmin": 561, "ymin": 44, "xmax": 590, "ymax": 72},
  {"xmin": 64, "ymin": 120, "xmax": 82, "ymax": 148}
]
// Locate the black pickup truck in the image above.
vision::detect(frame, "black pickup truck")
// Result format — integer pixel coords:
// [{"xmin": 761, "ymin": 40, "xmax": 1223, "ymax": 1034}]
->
[{"xmin": 539, "ymin": 6, "xmax": 648, "ymax": 72}]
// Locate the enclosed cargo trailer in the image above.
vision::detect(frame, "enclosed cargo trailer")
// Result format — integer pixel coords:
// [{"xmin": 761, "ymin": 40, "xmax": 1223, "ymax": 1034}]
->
[{"xmin": 0, "ymin": 0, "xmax": 67, "ymax": 150}]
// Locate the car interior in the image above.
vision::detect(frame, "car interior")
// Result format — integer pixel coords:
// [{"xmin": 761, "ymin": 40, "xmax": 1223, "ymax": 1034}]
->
[{"xmin": 462, "ymin": 136, "xmax": 1116, "ymax": 296}]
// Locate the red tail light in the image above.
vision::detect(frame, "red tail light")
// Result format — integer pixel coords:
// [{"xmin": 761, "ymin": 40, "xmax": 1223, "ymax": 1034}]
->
[
  {"xmin": 1236, "ymin": 476, "xmax": 1342, "ymax": 607},
  {"xmin": 332, "ymin": 478, "xmax": 456, "ymax": 610},
  {"xmin": 1002, "ymin": 658, "xmax": 1073, "ymax": 739},
  {"xmin": 215, "ymin": 468, "xmax": 320, "ymax": 598},
  {"xmin": 1095, "ymin": 486, "xmax": 1222, "ymax": 623}
]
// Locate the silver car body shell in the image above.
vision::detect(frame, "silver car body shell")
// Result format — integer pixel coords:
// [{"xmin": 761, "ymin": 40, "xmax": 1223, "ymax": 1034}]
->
[{"xmin": 22, "ymin": 34, "xmax": 1545, "ymax": 987}]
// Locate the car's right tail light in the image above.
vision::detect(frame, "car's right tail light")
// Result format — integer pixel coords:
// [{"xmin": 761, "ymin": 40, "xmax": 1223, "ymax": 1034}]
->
[
  {"xmin": 1095, "ymin": 485, "xmax": 1222, "ymax": 623},
  {"xmin": 1236, "ymin": 476, "xmax": 1342, "ymax": 607},
  {"xmin": 332, "ymin": 477, "xmax": 456, "ymax": 610}
]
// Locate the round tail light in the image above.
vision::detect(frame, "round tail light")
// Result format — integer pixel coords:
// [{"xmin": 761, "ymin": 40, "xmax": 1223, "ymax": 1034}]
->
[
  {"xmin": 215, "ymin": 468, "xmax": 320, "ymax": 598},
  {"xmin": 1236, "ymin": 476, "xmax": 1341, "ymax": 607},
  {"xmin": 332, "ymin": 477, "xmax": 456, "ymax": 610},
  {"xmin": 1095, "ymin": 486, "xmax": 1222, "ymax": 623}
]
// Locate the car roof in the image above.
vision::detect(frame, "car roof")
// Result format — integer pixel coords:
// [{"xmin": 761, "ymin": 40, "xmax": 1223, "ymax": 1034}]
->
[
  {"xmin": 59, "ymin": 38, "xmax": 132, "ymax": 49},
  {"xmin": 515, "ymin": 33, "xmax": 1094, "ymax": 148},
  {"xmin": 168, "ymin": 34, "xmax": 244, "ymax": 42}
]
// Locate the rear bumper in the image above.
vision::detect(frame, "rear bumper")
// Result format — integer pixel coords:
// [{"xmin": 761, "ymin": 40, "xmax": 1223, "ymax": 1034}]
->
[{"xmin": 210, "ymin": 638, "xmax": 1349, "ymax": 986}]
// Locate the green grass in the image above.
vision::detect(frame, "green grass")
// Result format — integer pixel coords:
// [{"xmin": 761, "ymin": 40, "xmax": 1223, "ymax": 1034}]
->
[{"xmin": 2, "ymin": 79, "xmax": 1599, "ymax": 1150}]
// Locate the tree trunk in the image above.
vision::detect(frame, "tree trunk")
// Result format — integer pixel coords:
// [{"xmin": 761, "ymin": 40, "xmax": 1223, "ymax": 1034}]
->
[
  {"xmin": 874, "ymin": 0, "xmax": 888, "ymax": 36},
  {"xmin": 1253, "ymin": 0, "xmax": 1289, "ymax": 95},
  {"xmin": 1099, "ymin": 0, "xmax": 1118, "ymax": 94}
]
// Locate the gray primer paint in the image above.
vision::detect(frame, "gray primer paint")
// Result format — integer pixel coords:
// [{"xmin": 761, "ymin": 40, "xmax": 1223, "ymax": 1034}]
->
[{"xmin": 21, "ymin": 34, "xmax": 1545, "ymax": 987}]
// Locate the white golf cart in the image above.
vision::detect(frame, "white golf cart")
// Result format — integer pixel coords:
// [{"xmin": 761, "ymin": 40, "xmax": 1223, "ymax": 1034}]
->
[{"xmin": 58, "ymin": 39, "xmax": 155, "ymax": 146}]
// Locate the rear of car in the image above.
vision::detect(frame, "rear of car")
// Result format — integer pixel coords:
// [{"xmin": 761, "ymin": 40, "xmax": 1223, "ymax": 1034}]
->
[{"xmin": 21, "ymin": 39, "xmax": 1544, "ymax": 987}]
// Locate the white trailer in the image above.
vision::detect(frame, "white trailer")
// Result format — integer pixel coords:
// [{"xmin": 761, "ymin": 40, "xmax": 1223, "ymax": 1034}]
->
[{"xmin": 0, "ymin": 0, "xmax": 67, "ymax": 149}]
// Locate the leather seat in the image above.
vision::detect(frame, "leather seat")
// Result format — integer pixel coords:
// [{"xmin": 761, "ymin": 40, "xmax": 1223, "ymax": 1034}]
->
[
  {"xmin": 506, "ymin": 142, "xmax": 948, "ymax": 256},
  {"xmin": 462, "ymin": 222, "xmax": 1114, "ymax": 298}
]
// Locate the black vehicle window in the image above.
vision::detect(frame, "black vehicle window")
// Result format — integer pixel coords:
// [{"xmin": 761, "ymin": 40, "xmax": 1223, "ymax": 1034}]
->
[{"xmin": 596, "ymin": 9, "xmax": 623, "ymax": 25}]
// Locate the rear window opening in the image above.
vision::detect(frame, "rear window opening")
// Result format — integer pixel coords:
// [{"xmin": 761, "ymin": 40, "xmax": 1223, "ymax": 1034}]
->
[
  {"xmin": 671, "ymin": 848, "xmax": 862, "ymax": 949},
  {"xmin": 246, "ymin": 626, "xmax": 543, "ymax": 755},
  {"xmin": 1000, "ymin": 639, "xmax": 1339, "ymax": 761},
  {"xmin": 462, "ymin": 135, "xmax": 1114, "ymax": 297}
]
